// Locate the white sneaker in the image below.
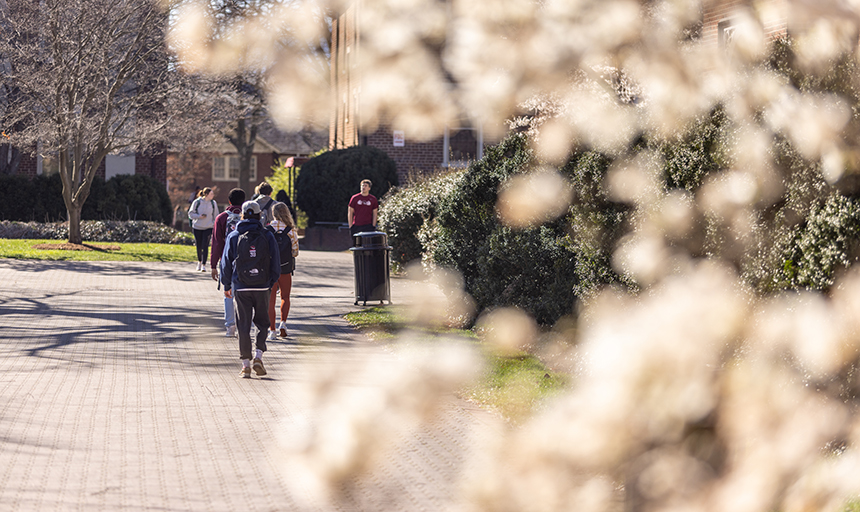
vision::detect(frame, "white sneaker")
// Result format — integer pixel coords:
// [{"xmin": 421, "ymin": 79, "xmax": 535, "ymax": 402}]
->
[
  {"xmin": 196, "ymin": 262, "xmax": 202, "ymax": 271},
  {"xmin": 278, "ymin": 322, "xmax": 288, "ymax": 338},
  {"xmin": 225, "ymin": 325, "xmax": 236, "ymax": 337},
  {"xmin": 267, "ymin": 330, "xmax": 278, "ymax": 341}
]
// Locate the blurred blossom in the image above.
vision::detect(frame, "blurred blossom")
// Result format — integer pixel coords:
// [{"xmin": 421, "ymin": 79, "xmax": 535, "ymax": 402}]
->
[
  {"xmin": 568, "ymin": 88, "xmax": 640, "ymax": 153},
  {"xmin": 401, "ymin": 265, "xmax": 476, "ymax": 328},
  {"xmin": 613, "ymin": 233, "xmax": 673, "ymax": 284},
  {"xmin": 752, "ymin": 292, "xmax": 857, "ymax": 377},
  {"xmin": 280, "ymin": 339, "xmax": 482, "ymax": 507},
  {"xmin": 477, "ymin": 307, "xmax": 538, "ymax": 356},
  {"xmin": 496, "ymin": 167, "xmax": 574, "ymax": 228},
  {"xmin": 794, "ymin": 17, "xmax": 860, "ymax": 71},
  {"xmin": 726, "ymin": 9, "xmax": 767, "ymax": 64},
  {"xmin": 764, "ymin": 91, "xmax": 850, "ymax": 160},
  {"xmin": 821, "ymin": 146, "xmax": 846, "ymax": 184},
  {"xmin": 650, "ymin": 190, "xmax": 696, "ymax": 240},
  {"xmin": 532, "ymin": 117, "xmax": 577, "ymax": 164},
  {"xmin": 700, "ymin": 170, "xmax": 761, "ymax": 220},
  {"xmin": 605, "ymin": 151, "xmax": 662, "ymax": 205},
  {"xmin": 165, "ymin": 1, "xmax": 860, "ymax": 510}
]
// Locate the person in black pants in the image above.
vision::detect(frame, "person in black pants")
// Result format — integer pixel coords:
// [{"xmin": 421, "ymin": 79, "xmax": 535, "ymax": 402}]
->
[{"xmin": 220, "ymin": 201, "xmax": 281, "ymax": 378}]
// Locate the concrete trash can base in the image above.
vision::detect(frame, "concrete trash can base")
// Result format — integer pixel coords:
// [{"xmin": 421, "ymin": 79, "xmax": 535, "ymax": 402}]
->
[{"xmin": 350, "ymin": 231, "xmax": 392, "ymax": 306}]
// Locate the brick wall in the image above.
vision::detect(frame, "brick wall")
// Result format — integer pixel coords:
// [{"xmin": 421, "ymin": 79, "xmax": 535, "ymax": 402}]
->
[
  {"xmin": 702, "ymin": 0, "xmax": 787, "ymax": 46},
  {"xmin": 18, "ymin": 153, "xmax": 37, "ymax": 177},
  {"xmin": 365, "ymin": 125, "xmax": 444, "ymax": 184}
]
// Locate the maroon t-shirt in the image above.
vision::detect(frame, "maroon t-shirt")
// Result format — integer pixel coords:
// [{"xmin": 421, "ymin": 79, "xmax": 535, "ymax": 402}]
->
[{"xmin": 349, "ymin": 193, "xmax": 378, "ymax": 226}]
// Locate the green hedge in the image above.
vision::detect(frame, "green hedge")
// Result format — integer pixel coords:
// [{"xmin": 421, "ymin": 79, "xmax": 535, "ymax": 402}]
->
[
  {"xmin": 378, "ymin": 170, "xmax": 463, "ymax": 267},
  {"xmin": 296, "ymin": 146, "xmax": 399, "ymax": 226},
  {"xmin": 429, "ymin": 135, "xmax": 604, "ymax": 325},
  {"xmin": 0, "ymin": 172, "xmax": 171, "ymax": 224}
]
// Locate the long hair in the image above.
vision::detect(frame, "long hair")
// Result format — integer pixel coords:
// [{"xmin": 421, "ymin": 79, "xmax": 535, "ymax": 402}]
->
[
  {"xmin": 198, "ymin": 187, "xmax": 212, "ymax": 198},
  {"xmin": 271, "ymin": 201, "xmax": 295, "ymax": 230}
]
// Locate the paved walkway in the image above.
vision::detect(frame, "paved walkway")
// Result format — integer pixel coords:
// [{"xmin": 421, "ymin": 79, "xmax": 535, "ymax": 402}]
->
[{"xmin": 0, "ymin": 251, "xmax": 495, "ymax": 511}]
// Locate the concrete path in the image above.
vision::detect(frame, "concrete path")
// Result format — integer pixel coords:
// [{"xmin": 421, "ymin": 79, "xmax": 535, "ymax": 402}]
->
[{"xmin": 0, "ymin": 251, "xmax": 496, "ymax": 511}]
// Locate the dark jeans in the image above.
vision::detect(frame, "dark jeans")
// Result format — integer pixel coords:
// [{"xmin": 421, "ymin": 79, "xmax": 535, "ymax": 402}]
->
[
  {"xmin": 350, "ymin": 224, "xmax": 376, "ymax": 239},
  {"xmin": 193, "ymin": 228, "xmax": 213, "ymax": 264},
  {"xmin": 234, "ymin": 289, "xmax": 270, "ymax": 360}
]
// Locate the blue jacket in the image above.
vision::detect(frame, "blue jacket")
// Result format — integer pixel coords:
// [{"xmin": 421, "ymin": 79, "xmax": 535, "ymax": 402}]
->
[{"xmin": 220, "ymin": 219, "xmax": 281, "ymax": 292}]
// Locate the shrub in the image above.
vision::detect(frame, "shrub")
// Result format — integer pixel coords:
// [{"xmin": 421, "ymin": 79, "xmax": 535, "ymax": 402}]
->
[
  {"xmin": 0, "ymin": 172, "xmax": 170, "ymax": 223},
  {"xmin": 0, "ymin": 219, "xmax": 193, "ymax": 244},
  {"xmin": 296, "ymin": 146, "xmax": 398, "ymax": 225},
  {"xmin": 429, "ymin": 135, "xmax": 577, "ymax": 324},
  {"xmin": 378, "ymin": 169, "xmax": 464, "ymax": 267},
  {"xmin": 97, "ymin": 174, "xmax": 173, "ymax": 224},
  {"xmin": 780, "ymin": 194, "xmax": 860, "ymax": 291}
]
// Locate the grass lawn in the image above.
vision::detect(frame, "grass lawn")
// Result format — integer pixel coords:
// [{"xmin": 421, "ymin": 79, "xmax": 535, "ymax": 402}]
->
[
  {"xmin": 344, "ymin": 305, "xmax": 568, "ymax": 422},
  {"xmin": 0, "ymin": 239, "xmax": 196, "ymax": 262}
]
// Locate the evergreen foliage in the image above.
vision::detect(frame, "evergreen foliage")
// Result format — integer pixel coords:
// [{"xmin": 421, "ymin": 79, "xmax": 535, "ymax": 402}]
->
[
  {"xmin": 378, "ymin": 170, "xmax": 464, "ymax": 267},
  {"xmin": 296, "ymin": 146, "xmax": 398, "ymax": 226},
  {"xmin": 0, "ymin": 173, "xmax": 171, "ymax": 224}
]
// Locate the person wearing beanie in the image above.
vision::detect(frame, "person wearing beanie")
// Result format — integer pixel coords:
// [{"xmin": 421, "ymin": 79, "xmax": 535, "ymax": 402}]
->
[{"xmin": 220, "ymin": 200, "xmax": 280, "ymax": 378}]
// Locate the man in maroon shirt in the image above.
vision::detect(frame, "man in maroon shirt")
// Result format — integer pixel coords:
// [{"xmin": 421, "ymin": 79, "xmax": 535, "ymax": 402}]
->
[
  {"xmin": 347, "ymin": 179, "xmax": 378, "ymax": 236},
  {"xmin": 211, "ymin": 188, "xmax": 246, "ymax": 337}
]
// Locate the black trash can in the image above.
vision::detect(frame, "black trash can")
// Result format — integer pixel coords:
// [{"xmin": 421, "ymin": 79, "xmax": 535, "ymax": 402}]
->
[{"xmin": 350, "ymin": 231, "xmax": 392, "ymax": 306}]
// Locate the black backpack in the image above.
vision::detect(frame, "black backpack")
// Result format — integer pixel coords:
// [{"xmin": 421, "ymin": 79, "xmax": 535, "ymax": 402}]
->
[
  {"xmin": 235, "ymin": 227, "xmax": 270, "ymax": 287},
  {"xmin": 268, "ymin": 226, "xmax": 295, "ymax": 274}
]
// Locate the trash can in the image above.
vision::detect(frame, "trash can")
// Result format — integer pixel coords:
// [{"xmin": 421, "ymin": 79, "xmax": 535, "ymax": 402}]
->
[{"xmin": 350, "ymin": 231, "xmax": 392, "ymax": 306}]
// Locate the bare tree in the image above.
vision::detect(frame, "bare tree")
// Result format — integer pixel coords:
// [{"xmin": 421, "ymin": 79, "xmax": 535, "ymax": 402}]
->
[
  {"xmin": 0, "ymin": 0, "xmax": 215, "ymax": 243},
  {"xmin": 167, "ymin": 0, "xmax": 331, "ymax": 194}
]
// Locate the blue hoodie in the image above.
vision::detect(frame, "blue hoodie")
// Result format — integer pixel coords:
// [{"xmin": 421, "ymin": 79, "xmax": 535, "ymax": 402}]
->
[{"xmin": 220, "ymin": 219, "xmax": 281, "ymax": 292}]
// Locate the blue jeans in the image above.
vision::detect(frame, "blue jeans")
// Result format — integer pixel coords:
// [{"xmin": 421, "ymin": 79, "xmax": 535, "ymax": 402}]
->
[{"xmin": 224, "ymin": 296, "xmax": 235, "ymax": 327}]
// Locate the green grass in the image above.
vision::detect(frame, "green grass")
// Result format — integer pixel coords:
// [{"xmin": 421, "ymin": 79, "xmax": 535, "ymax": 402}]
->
[
  {"xmin": 343, "ymin": 305, "xmax": 569, "ymax": 422},
  {"xmin": 0, "ymin": 239, "xmax": 197, "ymax": 262},
  {"xmin": 344, "ymin": 305, "xmax": 479, "ymax": 340},
  {"xmin": 466, "ymin": 351, "xmax": 568, "ymax": 423}
]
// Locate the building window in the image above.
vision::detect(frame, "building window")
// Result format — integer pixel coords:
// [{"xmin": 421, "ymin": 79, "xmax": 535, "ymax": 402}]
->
[
  {"xmin": 718, "ymin": 19, "xmax": 736, "ymax": 48},
  {"xmin": 443, "ymin": 122, "xmax": 483, "ymax": 168},
  {"xmin": 212, "ymin": 155, "xmax": 256, "ymax": 181}
]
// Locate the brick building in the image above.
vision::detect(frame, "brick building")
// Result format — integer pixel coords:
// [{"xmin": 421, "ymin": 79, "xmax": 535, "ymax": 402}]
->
[
  {"xmin": 10, "ymin": 149, "xmax": 167, "ymax": 184},
  {"xmin": 702, "ymin": 0, "xmax": 788, "ymax": 46},
  {"xmin": 329, "ymin": 2, "xmax": 489, "ymax": 183},
  {"xmin": 167, "ymin": 122, "xmax": 327, "ymax": 209}
]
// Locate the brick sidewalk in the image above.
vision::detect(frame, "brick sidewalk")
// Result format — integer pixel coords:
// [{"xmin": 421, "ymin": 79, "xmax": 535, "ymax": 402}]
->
[{"xmin": 0, "ymin": 251, "xmax": 495, "ymax": 511}]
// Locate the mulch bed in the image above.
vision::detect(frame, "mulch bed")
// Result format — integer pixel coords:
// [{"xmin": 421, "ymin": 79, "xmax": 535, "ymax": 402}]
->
[{"xmin": 31, "ymin": 243, "xmax": 122, "ymax": 252}]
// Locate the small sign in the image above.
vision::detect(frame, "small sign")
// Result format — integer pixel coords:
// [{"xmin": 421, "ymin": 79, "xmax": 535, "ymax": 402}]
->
[{"xmin": 393, "ymin": 130, "xmax": 405, "ymax": 147}]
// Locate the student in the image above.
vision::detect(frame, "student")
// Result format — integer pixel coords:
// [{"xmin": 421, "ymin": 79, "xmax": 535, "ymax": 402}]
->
[
  {"xmin": 255, "ymin": 181, "xmax": 275, "ymax": 226},
  {"xmin": 347, "ymin": 179, "xmax": 378, "ymax": 236},
  {"xmin": 220, "ymin": 201, "xmax": 281, "ymax": 378},
  {"xmin": 210, "ymin": 188, "xmax": 246, "ymax": 337},
  {"xmin": 188, "ymin": 187, "xmax": 219, "ymax": 271},
  {"xmin": 266, "ymin": 202, "xmax": 299, "ymax": 340}
]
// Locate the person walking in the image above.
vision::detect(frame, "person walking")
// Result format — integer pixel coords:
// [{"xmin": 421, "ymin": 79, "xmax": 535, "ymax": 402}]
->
[
  {"xmin": 266, "ymin": 202, "xmax": 299, "ymax": 340},
  {"xmin": 220, "ymin": 201, "xmax": 280, "ymax": 378},
  {"xmin": 255, "ymin": 181, "xmax": 275, "ymax": 226},
  {"xmin": 347, "ymin": 179, "xmax": 378, "ymax": 236},
  {"xmin": 210, "ymin": 188, "xmax": 246, "ymax": 337},
  {"xmin": 188, "ymin": 187, "xmax": 219, "ymax": 271}
]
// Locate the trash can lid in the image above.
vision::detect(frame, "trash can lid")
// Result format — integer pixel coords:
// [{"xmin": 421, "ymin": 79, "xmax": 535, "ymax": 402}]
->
[{"xmin": 353, "ymin": 231, "xmax": 388, "ymax": 248}]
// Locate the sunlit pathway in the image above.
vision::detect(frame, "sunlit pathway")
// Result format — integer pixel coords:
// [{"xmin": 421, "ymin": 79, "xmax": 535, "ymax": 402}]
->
[{"xmin": 0, "ymin": 251, "xmax": 495, "ymax": 511}]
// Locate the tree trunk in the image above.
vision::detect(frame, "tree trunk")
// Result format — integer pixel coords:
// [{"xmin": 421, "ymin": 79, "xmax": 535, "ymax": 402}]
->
[{"xmin": 68, "ymin": 206, "xmax": 82, "ymax": 245}]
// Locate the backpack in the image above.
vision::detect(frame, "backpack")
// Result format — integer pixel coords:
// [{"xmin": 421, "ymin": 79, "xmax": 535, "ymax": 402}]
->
[
  {"xmin": 225, "ymin": 209, "xmax": 242, "ymax": 236},
  {"xmin": 268, "ymin": 226, "xmax": 295, "ymax": 274},
  {"xmin": 188, "ymin": 198, "xmax": 217, "ymax": 222},
  {"xmin": 258, "ymin": 197, "xmax": 274, "ymax": 226},
  {"xmin": 234, "ymin": 227, "xmax": 270, "ymax": 287}
]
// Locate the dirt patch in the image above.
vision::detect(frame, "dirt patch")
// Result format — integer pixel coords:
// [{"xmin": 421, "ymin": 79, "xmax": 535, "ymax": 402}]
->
[{"xmin": 31, "ymin": 243, "xmax": 122, "ymax": 252}]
